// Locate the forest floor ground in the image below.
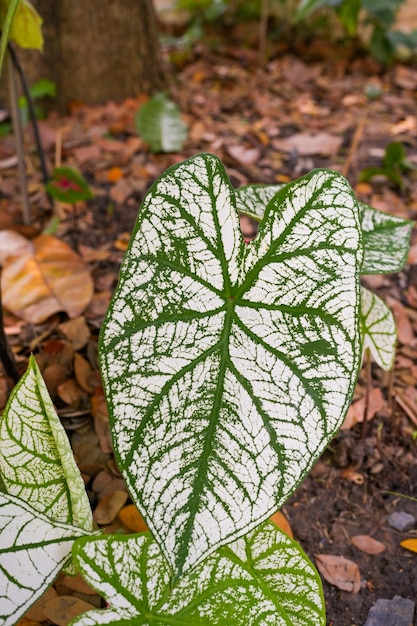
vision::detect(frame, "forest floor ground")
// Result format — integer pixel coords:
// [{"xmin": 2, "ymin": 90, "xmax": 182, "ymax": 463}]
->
[{"xmin": 1, "ymin": 22, "xmax": 417, "ymax": 626}]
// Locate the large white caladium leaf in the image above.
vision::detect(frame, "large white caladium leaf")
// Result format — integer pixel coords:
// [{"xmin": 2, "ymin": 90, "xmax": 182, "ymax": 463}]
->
[
  {"xmin": 100, "ymin": 154, "xmax": 363, "ymax": 578},
  {"xmin": 0, "ymin": 492, "xmax": 96, "ymax": 626},
  {"xmin": 360, "ymin": 287, "xmax": 396, "ymax": 370},
  {"xmin": 70, "ymin": 521, "xmax": 325, "ymax": 626},
  {"xmin": 0, "ymin": 355, "xmax": 93, "ymax": 531},
  {"xmin": 235, "ymin": 185, "xmax": 413, "ymax": 274}
]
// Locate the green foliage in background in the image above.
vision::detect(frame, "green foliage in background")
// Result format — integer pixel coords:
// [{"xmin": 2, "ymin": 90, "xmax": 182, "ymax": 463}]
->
[{"xmin": 297, "ymin": 0, "xmax": 417, "ymax": 62}]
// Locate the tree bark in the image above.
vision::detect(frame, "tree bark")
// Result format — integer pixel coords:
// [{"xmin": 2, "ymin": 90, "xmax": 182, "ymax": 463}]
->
[{"xmin": 8, "ymin": 0, "xmax": 167, "ymax": 112}]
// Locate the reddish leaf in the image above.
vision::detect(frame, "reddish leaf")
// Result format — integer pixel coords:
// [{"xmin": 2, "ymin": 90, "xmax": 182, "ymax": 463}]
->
[
  {"xmin": 351, "ymin": 535, "xmax": 386, "ymax": 555},
  {"xmin": 315, "ymin": 554, "xmax": 361, "ymax": 593}
]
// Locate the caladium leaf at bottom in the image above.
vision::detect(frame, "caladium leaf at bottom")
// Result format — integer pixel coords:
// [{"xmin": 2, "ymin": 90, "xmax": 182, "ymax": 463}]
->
[
  {"xmin": 360, "ymin": 287, "xmax": 396, "ymax": 370},
  {"xmin": 0, "ymin": 492, "xmax": 97, "ymax": 626},
  {"xmin": 70, "ymin": 521, "xmax": 325, "ymax": 626}
]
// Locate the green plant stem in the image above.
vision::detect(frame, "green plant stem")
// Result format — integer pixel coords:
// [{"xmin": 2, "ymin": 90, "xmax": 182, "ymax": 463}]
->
[
  {"xmin": 0, "ymin": 270, "xmax": 20, "ymax": 384},
  {"xmin": 7, "ymin": 51, "xmax": 31, "ymax": 225}
]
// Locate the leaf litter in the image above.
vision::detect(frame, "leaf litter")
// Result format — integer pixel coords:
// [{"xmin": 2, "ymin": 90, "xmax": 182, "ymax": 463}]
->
[{"xmin": 1, "ymin": 20, "xmax": 417, "ymax": 626}]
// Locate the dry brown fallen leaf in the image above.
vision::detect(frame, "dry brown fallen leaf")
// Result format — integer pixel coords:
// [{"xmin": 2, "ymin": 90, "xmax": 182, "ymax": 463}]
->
[
  {"xmin": 42, "ymin": 596, "xmax": 96, "ymax": 626},
  {"xmin": 1, "ymin": 231, "xmax": 94, "ymax": 324},
  {"xmin": 93, "ymin": 490, "xmax": 129, "ymax": 525},
  {"xmin": 342, "ymin": 387, "xmax": 386, "ymax": 430},
  {"xmin": 272, "ymin": 132, "xmax": 343, "ymax": 156},
  {"xmin": 385, "ymin": 296, "xmax": 414, "ymax": 345},
  {"xmin": 315, "ymin": 554, "xmax": 361, "ymax": 593},
  {"xmin": 61, "ymin": 574, "xmax": 97, "ymax": 596},
  {"xmin": 58, "ymin": 316, "xmax": 91, "ymax": 351},
  {"xmin": 351, "ymin": 535, "xmax": 386, "ymax": 555},
  {"xmin": 23, "ymin": 586, "xmax": 58, "ymax": 622}
]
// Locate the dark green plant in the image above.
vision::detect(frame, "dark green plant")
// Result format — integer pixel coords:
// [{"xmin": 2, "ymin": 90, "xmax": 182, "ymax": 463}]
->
[
  {"xmin": 360, "ymin": 141, "xmax": 416, "ymax": 189},
  {"xmin": 297, "ymin": 0, "xmax": 416, "ymax": 63}
]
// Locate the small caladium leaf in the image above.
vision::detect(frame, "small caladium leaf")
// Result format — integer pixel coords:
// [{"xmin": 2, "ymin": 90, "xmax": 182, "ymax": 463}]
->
[
  {"xmin": 360, "ymin": 286, "xmax": 396, "ymax": 370},
  {"xmin": 100, "ymin": 154, "xmax": 363, "ymax": 578},
  {"xmin": 235, "ymin": 186, "xmax": 413, "ymax": 275},
  {"xmin": 358, "ymin": 202, "xmax": 413, "ymax": 274},
  {"xmin": 135, "ymin": 92, "xmax": 187, "ymax": 153},
  {"xmin": 70, "ymin": 521, "xmax": 325, "ymax": 626},
  {"xmin": 0, "ymin": 492, "xmax": 96, "ymax": 626},
  {"xmin": 46, "ymin": 167, "xmax": 93, "ymax": 204},
  {"xmin": 0, "ymin": 355, "xmax": 93, "ymax": 532}
]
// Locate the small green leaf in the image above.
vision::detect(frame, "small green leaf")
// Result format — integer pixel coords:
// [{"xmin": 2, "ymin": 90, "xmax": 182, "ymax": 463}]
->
[
  {"xmin": 0, "ymin": 0, "xmax": 21, "ymax": 75},
  {"xmin": 360, "ymin": 287, "xmax": 396, "ymax": 370},
  {"xmin": 100, "ymin": 154, "xmax": 363, "ymax": 578},
  {"xmin": 0, "ymin": 355, "xmax": 93, "ymax": 531},
  {"xmin": 296, "ymin": 0, "xmax": 330, "ymax": 21},
  {"xmin": 46, "ymin": 167, "xmax": 93, "ymax": 204},
  {"xmin": 235, "ymin": 184, "xmax": 413, "ymax": 275},
  {"xmin": 135, "ymin": 92, "xmax": 187, "ymax": 153},
  {"xmin": 6, "ymin": 0, "xmax": 43, "ymax": 50},
  {"xmin": 0, "ymin": 492, "xmax": 96, "ymax": 626},
  {"xmin": 70, "ymin": 521, "xmax": 325, "ymax": 625}
]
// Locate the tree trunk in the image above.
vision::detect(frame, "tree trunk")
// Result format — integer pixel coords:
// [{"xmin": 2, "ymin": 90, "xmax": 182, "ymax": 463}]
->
[{"xmin": 8, "ymin": 0, "xmax": 167, "ymax": 112}]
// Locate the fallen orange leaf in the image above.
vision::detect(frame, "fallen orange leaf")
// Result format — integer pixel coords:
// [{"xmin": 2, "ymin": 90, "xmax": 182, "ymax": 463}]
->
[
  {"xmin": 1, "ymin": 232, "xmax": 93, "ymax": 324},
  {"xmin": 107, "ymin": 166, "xmax": 124, "ymax": 182},
  {"xmin": 119, "ymin": 504, "xmax": 149, "ymax": 533},
  {"xmin": 269, "ymin": 511, "xmax": 294, "ymax": 539},
  {"xmin": 400, "ymin": 538, "xmax": 417, "ymax": 553}
]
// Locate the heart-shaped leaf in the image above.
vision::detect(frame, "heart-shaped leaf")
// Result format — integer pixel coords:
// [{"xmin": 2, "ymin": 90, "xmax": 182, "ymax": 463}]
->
[
  {"xmin": 0, "ymin": 492, "xmax": 96, "ymax": 626},
  {"xmin": 100, "ymin": 154, "xmax": 363, "ymax": 578},
  {"xmin": 135, "ymin": 92, "xmax": 187, "ymax": 153},
  {"xmin": 0, "ymin": 355, "xmax": 93, "ymax": 531},
  {"xmin": 46, "ymin": 167, "xmax": 93, "ymax": 204},
  {"xmin": 70, "ymin": 521, "xmax": 325, "ymax": 625},
  {"xmin": 360, "ymin": 287, "xmax": 396, "ymax": 370},
  {"xmin": 235, "ymin": 185, "xmax": 413, "ymax": 274}
]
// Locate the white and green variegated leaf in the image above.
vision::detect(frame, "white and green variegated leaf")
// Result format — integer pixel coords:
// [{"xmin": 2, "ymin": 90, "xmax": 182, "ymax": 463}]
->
[
  {"xmin": 70, "ymin": 521, "xmax": 325, "ymax": 626},
  {"xmin": 235, "ymin": 185, "xmax": 413, "ymax": 275},
  {"xmin": 100, "ymin": 154, "xmax": 363, "ymax": 578},
  {"xmin": 135, "ymin": 92, "xmax": 187, "ymax": 153},
  {"xmin": 0, "ymin": 355, "xmax": 93, "ymax": 531},
  {"xmin": 360, "ymin": 287, "xmax": 396, "ymax": 370},
  {"xmin": 235, "ymin": 184, "xmax": 283, "ymax": 222},
  {"xmin": 0, "ymin": 492, "xmax": 96, "ymax": 626},
  {"xmin": 359, "ymin": 202, "xmax": 413, "ymax": 274}
]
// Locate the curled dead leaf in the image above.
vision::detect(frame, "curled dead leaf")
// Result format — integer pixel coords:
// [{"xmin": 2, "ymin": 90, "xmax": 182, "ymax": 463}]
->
[
  {"xmin": 1, "ymin": 234, "xmax": 93, "ymax": 323},
  {"xmin": 315, "ymin": 554, "xmax": 361, "ymax": 593},
  {"xmin": 43, "ymin": 596, "xmax": 96, "ymax": 626},
  {"xmin": 93, "ymin": 490, "xmax": 128, "ymax": 525}
]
